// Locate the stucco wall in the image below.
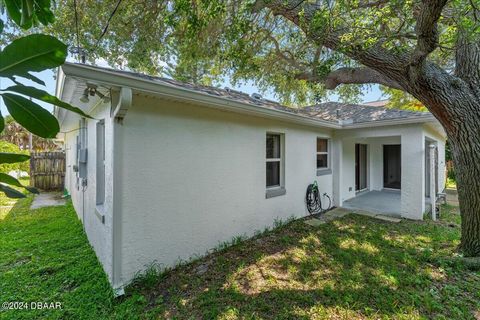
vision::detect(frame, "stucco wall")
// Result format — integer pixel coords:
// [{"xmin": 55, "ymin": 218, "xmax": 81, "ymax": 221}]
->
[
  {"xmin": 114, "ymin": 95, "xmax": 335, "ymax": 285},
  {"xmin": 335, "ymin": 125, "xmax": 430, "ymax": 219},
  {"xmin": 63, "ymin": 102, "xmax": 114, "ymax": 282}
]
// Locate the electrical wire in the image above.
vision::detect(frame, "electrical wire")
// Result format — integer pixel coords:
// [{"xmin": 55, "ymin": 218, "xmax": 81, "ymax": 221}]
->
[
  {"xmin": 91, "ymin": 0, "xmax": 123, "ymax": 52},
  {"xmin": 73, "ymin": 0, "xmax": 81, "ymax": 62}
]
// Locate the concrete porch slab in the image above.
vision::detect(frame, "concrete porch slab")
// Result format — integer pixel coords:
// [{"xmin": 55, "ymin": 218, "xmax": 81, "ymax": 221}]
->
[
  {"xmin": 342, "ymin": 190, "xmax": 401, "ymax": 217},
  {"xmin": 30, "ymin": 192, "xmax": 66, "ymax": 210}
]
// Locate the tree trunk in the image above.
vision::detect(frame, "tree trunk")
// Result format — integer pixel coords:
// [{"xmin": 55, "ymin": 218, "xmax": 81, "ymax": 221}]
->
[
  {"xmin": 410, "ymin": 76, "xmax": 480, "ymax": 257},
  {"xmin": 256, "ymin": 0, "xmax": 480, "ymax": 256},
  {"xmin": 449, "ymin": 117, "xmax": 480, "ymax": 256}
]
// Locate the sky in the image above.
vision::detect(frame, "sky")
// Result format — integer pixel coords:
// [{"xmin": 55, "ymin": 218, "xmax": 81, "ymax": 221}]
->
[{"xmin": 0, "ymin": 59, "xmax": 385, "ymax": 116}]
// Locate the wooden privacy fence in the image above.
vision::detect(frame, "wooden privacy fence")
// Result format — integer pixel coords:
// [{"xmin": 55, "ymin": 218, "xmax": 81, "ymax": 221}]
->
[{"xmin": 30, "ymin": 152, "xmax": 66, "ymax": 191}]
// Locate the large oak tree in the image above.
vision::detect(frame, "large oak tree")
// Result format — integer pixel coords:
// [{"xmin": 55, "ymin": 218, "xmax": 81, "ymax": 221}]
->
[{"xmin": 48, "ymin": 0, "xmax": 480, "ymax": 256}]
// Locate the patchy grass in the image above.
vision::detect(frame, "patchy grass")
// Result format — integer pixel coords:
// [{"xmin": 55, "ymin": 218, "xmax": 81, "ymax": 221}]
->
[
  {"xmin": 446, "ymin": 178, "xmax": 457, "ymax": 189},
  {"xmin": 1, "ymin": 200, "xmax": 479, "ymax": 319}
]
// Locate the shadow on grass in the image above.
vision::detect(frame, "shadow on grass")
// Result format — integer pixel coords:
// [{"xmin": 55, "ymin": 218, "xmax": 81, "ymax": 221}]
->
[{"xmin": 122, "ymin": 208, "xmax": 478, "ymax": 319}]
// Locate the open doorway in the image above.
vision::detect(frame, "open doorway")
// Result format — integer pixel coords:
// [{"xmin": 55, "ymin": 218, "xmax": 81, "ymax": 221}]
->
[
  {"xmin": 383, "ymin": 145, "xmax": 401, "ymax": 189},
  {"xmin": 355, "ymin": 144, "xmax": 368, "ymax": 191}
]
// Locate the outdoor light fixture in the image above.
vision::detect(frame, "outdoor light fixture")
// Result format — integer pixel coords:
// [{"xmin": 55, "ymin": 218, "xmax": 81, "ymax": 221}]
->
[
  {"xmin": 80, "ymin": 88, "xmax": 90, "ymax": 103},
  {"xmin": 79, "ymin": 84, "xmax": 110, "ymax": 103}
]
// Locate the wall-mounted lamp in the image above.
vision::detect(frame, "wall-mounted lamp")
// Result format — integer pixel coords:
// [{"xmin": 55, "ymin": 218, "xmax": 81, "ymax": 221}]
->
[{"xmin": 80, "ymin": 84, "xmax": 110, "ymax": 103}]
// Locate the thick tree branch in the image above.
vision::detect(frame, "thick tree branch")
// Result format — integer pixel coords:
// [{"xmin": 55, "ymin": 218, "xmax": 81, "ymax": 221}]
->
[
  {"xmin": 296, "ymin": 67, "xmax": 403, "ymax": 90},
  {"xmin": 253, "ymin": 0, "xmax": 410, "ymax": 84},
  {"xmin": 324, "ymin": 67, "xmax": 403, "ymax": 90},
  {"xmin": 411, "ymin": 0, "xmax": 448, "ymax": 65}
]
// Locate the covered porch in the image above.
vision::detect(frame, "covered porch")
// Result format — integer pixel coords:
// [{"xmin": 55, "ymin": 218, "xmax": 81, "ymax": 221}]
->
[{"xmin": 333, "ymin": 125, "xmax": 444, "ymax": 220}]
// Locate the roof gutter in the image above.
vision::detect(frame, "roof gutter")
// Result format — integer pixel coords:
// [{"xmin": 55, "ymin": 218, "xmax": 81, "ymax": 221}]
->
[
  {"xmin": 60, "ymin": 63, "xmax": 342, "ymax": 129},
  {"xmin": 342, "ymin": 114, "xmax": 437, "ymax": 128}
]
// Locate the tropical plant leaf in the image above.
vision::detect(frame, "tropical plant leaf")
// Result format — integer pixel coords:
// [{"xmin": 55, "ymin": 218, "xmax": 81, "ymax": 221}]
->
[
  {"xmin": 4, "ymin": 0, "xmax": 28, "ymax": 29},
  {"xmin": 0, "ymin": 19, "xmax": 4, "ymax": 33},
  {"xmin": 0, "ymin": 152, "xmax": 30, "ymax": 164},
  {"xmin": 19, "ymin": 72, "xmax": 46, "ymax": 86},
  {"xmin": 0, "ymin": 110, "xmax": 4, "ymax": 133},
  {"xmin": 4, "ymin": 85, "xmax": 93, "ymax": 119},
  {"xmin": 1, "ymin": 93, "xmax": 60, "ymax": 138},
  {"xmin": 3, "ymin": 0, "xmax": 54, "ymax": 29},
  {"xmin": 0, "ymin": 173, "xmax": 39, "ymax": 194},
  {"xmin": 0, "ymin": 34, "xmax": 67, "ymax": 79},
  {"xmin": 0, "ymin": 184, "xmax": 26, "ymax": 198},
  {"xmin": 32, "ymin": 0, "xmax": 55, "ymax": 26}
]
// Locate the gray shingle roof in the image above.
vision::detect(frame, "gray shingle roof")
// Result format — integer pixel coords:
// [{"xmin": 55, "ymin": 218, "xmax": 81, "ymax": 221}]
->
[
  {"xmin": 75, "ymin": 64, "xmax": 431, "ymax": 124},
  {"xmin": 300, "ymin": 102, "xmax": 430, "ymax": 124}
]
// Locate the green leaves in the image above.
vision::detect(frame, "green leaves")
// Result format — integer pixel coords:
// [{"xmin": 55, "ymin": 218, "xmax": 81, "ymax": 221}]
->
[
  {"xmin": 0, "ymin": 184, "xmax": 26, "ymax": 198},
  {"xmin": 0, "ymin": 34, "xmax": 67, "ymax": 84},
  {"xmin": 0, "ymin": 153, "xmax": 32, "ymax": 198},
  {"xmin": 0, "ymin": 173, "xmax": 39, "ymax": 194},
  {"xmin": 4, "ymin": 0, "xmax": 55, "ymax": 30},
  {"xmin": 1, "ymin": 93, "xmax": 59, "ymax": 138},
  {"xmin": 0, "ymin": 34, "xmax": 90, "ymax": 138},
  {"xmin": 0, "ymin": 110, "xmax": 4, "ymax": 133},
  {"xmin": 4, "ymin": 85, "xmax": 93, "ymax": 119},
  {"xmin": 0, "ymin": 153, "xmax": 30, "ymax": 164},
  {"xmin": 0, "ymin": 0, "xmax": 61, "ymax": 199}
]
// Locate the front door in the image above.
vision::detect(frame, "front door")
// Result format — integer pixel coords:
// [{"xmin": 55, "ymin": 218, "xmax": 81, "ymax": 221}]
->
[
  {"xmin": 384, "ymin": 144, "xmax": 401, "ymax": 189},
  {"xmin": 355, "ymin": 144, "xmax": 368, "ymax": 191}
]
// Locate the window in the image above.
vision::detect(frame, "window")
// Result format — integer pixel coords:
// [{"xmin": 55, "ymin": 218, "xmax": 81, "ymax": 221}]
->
[
  {"xmin": 96, "ymin": 120, "xmax": 105, "ymax": 206},
  {"xmin": 266, "ymin": 133, "xmax": 286, "ymax": 198},
  {"xmin": 317, "ymin": 138, "xmax": 329, "ymax": 168},
  {"xmin": 316, "ymin": 138, "xmax": 331, "ymax": 176}
]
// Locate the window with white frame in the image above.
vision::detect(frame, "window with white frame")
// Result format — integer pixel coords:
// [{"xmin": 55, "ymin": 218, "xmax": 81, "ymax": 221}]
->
[
  {"xmin": 96, "ymin": 120, "xmax": 105, "ymax": 206},
  {"xmin": 266, "ymin": 133, "xmax": 282, "ymax": 188},
  {"xmin": 316, "ymin": 138, "xmax": 329, "ymax": 169}
]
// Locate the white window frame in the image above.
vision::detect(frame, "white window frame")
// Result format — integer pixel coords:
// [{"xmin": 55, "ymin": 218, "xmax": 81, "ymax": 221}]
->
[
  {"xmin": 316, "ymin": 138, "xmax": 332, "ymax": 176},
  {"xmin": 266, "ymin": 133, "xmax": 286, "ymax": 198},
  {"xmin": 96, "ymin": 119, "xmax": 106, "ymax": 207}
]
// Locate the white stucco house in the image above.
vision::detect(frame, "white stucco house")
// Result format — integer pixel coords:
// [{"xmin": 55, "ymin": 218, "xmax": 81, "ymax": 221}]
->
[{"xmin": 55, "ymin": 63, "xmax": 446, "ymax": 291}]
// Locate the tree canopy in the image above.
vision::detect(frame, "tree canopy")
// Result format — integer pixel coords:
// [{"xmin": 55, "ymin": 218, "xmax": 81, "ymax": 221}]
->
[
  {"xmin": 42, "ymin": 0, "xmax": 479, "ymax": 106},
  {"xmin": 6, "ymin": 0, "xmax": 480, "ymax": 255}
]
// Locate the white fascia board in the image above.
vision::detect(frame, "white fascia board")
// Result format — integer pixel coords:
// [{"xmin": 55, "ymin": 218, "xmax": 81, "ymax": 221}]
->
[
  {"xmin": 60, "ymin": 63, "xmax": 341, "ymax": 129},
  {"xmin": 54, "ymin": 67, "xmax": 66, "ymax": 120},
  {"xmin": 342, "ymin": 115, "xmax": 437, "ymax": 128}
]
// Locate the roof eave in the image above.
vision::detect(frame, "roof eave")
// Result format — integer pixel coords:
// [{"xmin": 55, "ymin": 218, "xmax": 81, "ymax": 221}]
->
[
  {"xmin": 342, "ymin": 115, "xmax": 437, "ymax": 128},
  {"xmin": 59, "ymin": 63, "xmax": 439, "ymax": 130},
  {"xmin": 60, "ymin": 63, "xmax": 342, "ymax": 129}
]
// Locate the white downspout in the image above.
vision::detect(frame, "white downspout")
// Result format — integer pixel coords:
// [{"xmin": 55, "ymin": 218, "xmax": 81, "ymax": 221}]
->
[
  {"xmin": 111, "ymin": 87, "xmax": 132, "ymax": 296},
  {"xmin": 429, "ymin": 143, "xmax": 437, "ymax": 221}
]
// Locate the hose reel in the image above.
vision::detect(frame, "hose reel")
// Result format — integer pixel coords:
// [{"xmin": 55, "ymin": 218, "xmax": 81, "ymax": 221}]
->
[{"xmin": 306, "ymin": 181, "xmax": 331, "ymax": 215}]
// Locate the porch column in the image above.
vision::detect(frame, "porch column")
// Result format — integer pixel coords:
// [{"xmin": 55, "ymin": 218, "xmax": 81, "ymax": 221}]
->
[
  {"xmin": 401, "ymin": 129, "xmax": 425, "ymax": 219},
  {"xmin": 331, "ymin": 137, "xmax": 343, "ymax": 207}
]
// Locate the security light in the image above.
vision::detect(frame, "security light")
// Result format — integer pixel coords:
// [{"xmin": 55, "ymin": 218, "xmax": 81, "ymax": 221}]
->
[{"xmin": 80, "ymin": 88, "xmax": 90, "ymax": 103}]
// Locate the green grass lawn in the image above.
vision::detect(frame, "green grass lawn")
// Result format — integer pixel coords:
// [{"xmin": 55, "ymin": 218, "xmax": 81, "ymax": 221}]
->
[{"xmin": 1, "ymin": 197, "xmax": 479, "ymax": 320}]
